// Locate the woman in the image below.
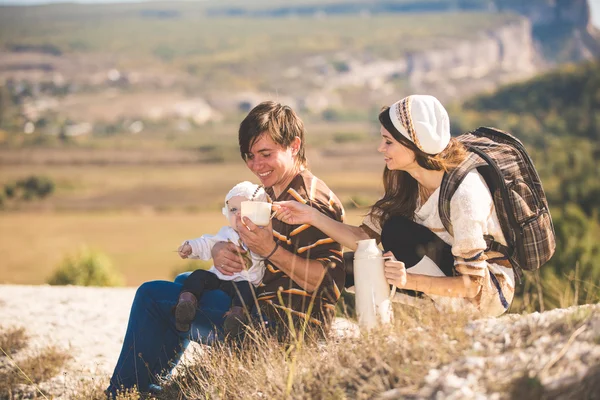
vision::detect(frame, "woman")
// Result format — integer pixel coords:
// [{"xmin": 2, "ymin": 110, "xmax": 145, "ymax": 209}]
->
[
  {"xmin": 106, "ymin": 101, "xmax": 345, "ymax": 397},
  {"xmin": 274, "ymin": 94, "xmax": 515, "ymax": 317}
]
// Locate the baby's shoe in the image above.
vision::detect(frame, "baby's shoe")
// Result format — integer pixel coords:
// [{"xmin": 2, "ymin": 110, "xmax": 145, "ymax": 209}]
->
[
  {"xmin": 175, "ymin": 292, "xmax": 198, "ymax": 332},
  {"xmin": 223, "ymin": 306, "xmax": 248, "ymax": 337}
]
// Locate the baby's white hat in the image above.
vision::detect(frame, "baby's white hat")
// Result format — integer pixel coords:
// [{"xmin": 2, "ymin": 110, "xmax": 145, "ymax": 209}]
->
[
  {"xmin": 222, "ymin": 181, "xmax": 267, "ymax": 216},
  {"xmin": 381, "ymin": 94, "xmax": 450, "ymax": 155}
]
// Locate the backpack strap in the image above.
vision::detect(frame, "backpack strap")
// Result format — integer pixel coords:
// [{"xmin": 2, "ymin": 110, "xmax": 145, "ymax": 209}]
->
[
  {"xmin": 438, "ymin": 148, "xmax": 485, "ymax": 236},
  {"xmin": 439, "ymin": 140, "xmax": 523, "ymax": 282},
  {"xmin": 484, "ymin": 235, "xmax": 511, "ymax": 256}
]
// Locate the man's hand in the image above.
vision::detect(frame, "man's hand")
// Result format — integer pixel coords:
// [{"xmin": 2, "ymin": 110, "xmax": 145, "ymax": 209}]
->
[
  {"xmin": 272, "ymin": 200, "xmax": 315, "ymax": 226},
  {"xmin": 383, "ymin": 251, "xmax": 407, "ymax": 288},
  {"xmin": 211, "ymin": 241, "xmax": 246, "ymax": 276},
  {"xmin": 177, "ymin": 243, "xmax": 192, "ymax": 259},
  {"xmin": 236, "ymin": 215, "xmax": 276, "ymax": 258}
]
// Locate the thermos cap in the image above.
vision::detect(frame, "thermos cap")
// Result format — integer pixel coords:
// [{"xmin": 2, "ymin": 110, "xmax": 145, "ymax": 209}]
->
[{"xmin": 354, "ymin": 238, "xmax": 382, "ymax": 260}]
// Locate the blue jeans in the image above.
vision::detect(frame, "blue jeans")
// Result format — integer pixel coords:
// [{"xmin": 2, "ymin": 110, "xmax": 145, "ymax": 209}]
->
[{"xmin": 106, "ymin": 272, "xmax": 231, "ymax": 396}]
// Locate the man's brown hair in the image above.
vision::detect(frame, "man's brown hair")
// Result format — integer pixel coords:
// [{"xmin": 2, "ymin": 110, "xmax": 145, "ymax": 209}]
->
[{"xmin": 239, "ymin": 101, "xmax": 307, "ymax": 167}]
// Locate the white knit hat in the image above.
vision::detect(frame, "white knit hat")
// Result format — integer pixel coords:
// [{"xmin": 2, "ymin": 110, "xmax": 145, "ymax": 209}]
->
[
  {"xmin": 381, "ymin": 94, "xmax": 450, "ymax": 155},
  {"xmin": 222, "ymin": 181, "xmax": 266, "ymax": 217}
]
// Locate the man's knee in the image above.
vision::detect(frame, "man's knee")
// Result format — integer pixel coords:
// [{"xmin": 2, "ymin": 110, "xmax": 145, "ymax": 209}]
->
[
  {"xmin": 174, "ymin": 272, "xmax": 192, "ymax": 285},
  {"xmin": 135, "ymin": 280, "xmax": 166, "ymax": 302}
]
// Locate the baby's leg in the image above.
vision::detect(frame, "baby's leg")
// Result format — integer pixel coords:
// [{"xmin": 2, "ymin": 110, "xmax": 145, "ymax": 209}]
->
[
  {"xmin": 175, "ymin": 270, "xmax": 221, "ymax": 331},
  {"xmin": 221, "ymin": 280, "xmax": 254, "ymax": 336},
  {"xmin": 180, "ymin": 269, "xmax": 221, "ymax": 298},
  {"xmin": 229, "ymin": 280, "xmax": 254, "ymax": 309}
]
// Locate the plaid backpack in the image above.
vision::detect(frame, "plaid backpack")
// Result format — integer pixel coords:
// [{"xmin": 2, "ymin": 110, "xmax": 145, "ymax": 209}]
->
[{"xmin": 438, "ymin": 127, "xmax": 556, "ymax": 280}]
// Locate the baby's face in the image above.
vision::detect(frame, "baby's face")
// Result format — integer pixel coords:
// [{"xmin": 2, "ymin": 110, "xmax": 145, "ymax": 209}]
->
[{"xmin": 226, "ymin": 195, "xmax": 246, "ymax": 230}]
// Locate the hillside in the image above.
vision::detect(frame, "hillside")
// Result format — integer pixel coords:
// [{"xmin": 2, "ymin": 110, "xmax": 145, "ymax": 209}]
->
[
  {"xmin": 452, "ymin": 60, "xmax": 600, "ymax": 312},
  {"xmin": 1, "ymin": 0, "xmax": 597, "ymax": 137},
  {"xmin": 463, "ymin": 61, "xmax": 600, "ymax": 141},
  {"xmin": 1, "ymin": 60, "xmax": 599, "ymax": 302},
  {"xmin": 1, "ymin": 284, "xmax": 598, "ymax": 399},
  {"xmin": 0, "ymin": 1, "xmax": 542, "ymax": 134}
]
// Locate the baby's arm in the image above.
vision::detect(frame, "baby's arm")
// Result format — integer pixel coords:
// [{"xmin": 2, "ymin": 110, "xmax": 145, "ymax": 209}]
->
[{"xmin": 181, "ymin": 227, "xmax": 232, "ymax": 260}]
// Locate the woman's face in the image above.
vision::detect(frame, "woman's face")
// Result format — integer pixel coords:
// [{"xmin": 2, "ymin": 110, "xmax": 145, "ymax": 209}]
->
[
  {"xmin": 377, "ymin": 126, "xmax": 416, "ymax": 171},
  {"xmin": 245, "ymin": 133, "xmax": 301, "ymax": 196}
]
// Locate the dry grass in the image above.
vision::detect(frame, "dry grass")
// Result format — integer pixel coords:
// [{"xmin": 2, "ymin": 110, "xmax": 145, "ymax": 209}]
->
[
  {"xmin": 0, "ymin": 327, "xmax": 27, "ymax": 357},
  {"xmin": 0, "ymin": 148, "xmax": 382, "ymax": 212},
  {"xmin": 5, "ymin": 346, "xmax": 71, "ymax": 384},
  {"xmin": 0, "ymin": 210, "xmax": 365, "ymax": 286},
  {"xmin": 0, "ymin": 163, "xmax": 258, "ymax": 213},
  {"xmin": 72, "ymin": 381, "xmax": 144, "ymax": 400},
  {"xmin": 162, "ymin": 304, "xmax": 471, "ymax": 400},
  {"xmin": 0, "ymin": 326, "xmax": 72, "ymax": 400},
  {"xmin": 0, "ymin": 146, "xmax": 380, "ymax": 286},
  {"xmin": 0, "ymin": 211, "xmax": 230, "ymax": 285}
]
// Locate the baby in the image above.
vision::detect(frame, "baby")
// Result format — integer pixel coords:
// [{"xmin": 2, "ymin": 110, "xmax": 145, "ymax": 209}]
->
[{"xmin": 175, "ymin": 181, "xmax": 267, "ymax": 336}]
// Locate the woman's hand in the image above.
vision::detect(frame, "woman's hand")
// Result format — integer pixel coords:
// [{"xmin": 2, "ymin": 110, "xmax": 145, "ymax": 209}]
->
[
  {"xmin": 236, "ymin": 215, "xmax": 277, "ymax": 258},
  {"xmin": 272, "ymin": 200, "xmax": 315, "ymax": 225},
  {"xmin": 383, "ymin": 251, "xmax": 407, "ymax": 288},
  {"xmin": 177, "ymin": 243, "xmax": 192, "ymax": 259},
  {"xmin": 211, "ymin": 241, "xmax": 246, "ymax": 276}
]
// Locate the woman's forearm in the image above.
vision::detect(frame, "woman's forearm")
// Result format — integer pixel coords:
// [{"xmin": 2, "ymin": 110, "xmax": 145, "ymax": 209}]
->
[
  {"xmin": 404, "ymin": 273, "xmax": 482, "ymax": 298},
  {"xmin": 310, "ymin": 209, "xmax": 370, "ymax": 250}
]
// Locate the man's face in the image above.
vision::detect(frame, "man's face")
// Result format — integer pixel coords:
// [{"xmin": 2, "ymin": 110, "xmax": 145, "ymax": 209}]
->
[
  {"xmin": 225, "ymin": 195, "xmax": 245, "ymax": 231},
  {"xmin": 245, "ymin": 133, "xmax": 299, "ymax": 195}
]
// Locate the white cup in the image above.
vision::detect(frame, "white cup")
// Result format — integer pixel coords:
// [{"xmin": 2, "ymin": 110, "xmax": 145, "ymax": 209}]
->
[{"xmin": 241, "ymin": 201, "xmax": 272, "ymax": 227}]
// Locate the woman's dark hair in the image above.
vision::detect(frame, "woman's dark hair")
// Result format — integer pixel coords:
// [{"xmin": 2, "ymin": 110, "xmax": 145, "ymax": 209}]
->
[
  {"xmin": 238, "ymin": 101, "xmax": 307, "ymax": 167},
  {"xmin": 367, "ymin": 106, "xmax": 468, "ymax": 227}
]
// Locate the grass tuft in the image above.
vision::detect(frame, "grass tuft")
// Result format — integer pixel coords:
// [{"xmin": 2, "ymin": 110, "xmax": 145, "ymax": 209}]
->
[
  {"xmin": 0, "ymin": 328, "xmax": 71, "ymax": 399},
  {"xmin": 165, "ymin": 303, "xmax": 471, "ymax": 399},
  {"xmin": 0, "ymin": 326, "xmax": 27, "ymax": 357}
]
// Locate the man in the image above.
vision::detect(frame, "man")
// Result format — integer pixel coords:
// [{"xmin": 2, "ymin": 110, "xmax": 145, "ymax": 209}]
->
[{"xmin": 106, "ymin": 101, "xmax": 345, "ymax": 396}]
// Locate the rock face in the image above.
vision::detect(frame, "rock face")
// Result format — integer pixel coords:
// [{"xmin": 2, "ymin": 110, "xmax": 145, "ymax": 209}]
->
[
  {"xmin": 241, "ymin": 0, "xmax": 599, "ymax": 104},
  {"xmin": 302, "ymin": 17, "xmax": 538, "ymax": 103},
  {"xmin": 496, "ymin": 0, "xmax": 600, "ymax": 61},
  {"xmin": 405, "ymin": 18, "xmax": 537, "ymax": 98},
  {"xmin": 298, "ymin": 0, "xmax": 600, "ymax": 104},
  {"xmin": 497, "ymin": 0, "xmax": 591, "ymax": 27},
  {"xmin": 315, "ymin": 0, "xmax": 600, "ymax": 102}
]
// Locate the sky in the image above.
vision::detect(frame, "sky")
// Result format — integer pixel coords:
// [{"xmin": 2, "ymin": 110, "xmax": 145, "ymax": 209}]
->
[
  {"xmin": 0, "ymin": 0, "xmax": 599, "ymax": 29},
  {"xmin": 591, "ymin": 0, "xmax": 600, "ymax": 27}
]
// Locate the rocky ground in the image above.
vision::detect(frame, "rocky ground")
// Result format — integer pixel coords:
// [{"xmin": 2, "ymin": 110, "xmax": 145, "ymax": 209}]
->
[{"xmin": 1, "ymin": 284, "xmax": 598, "ymax": 399}]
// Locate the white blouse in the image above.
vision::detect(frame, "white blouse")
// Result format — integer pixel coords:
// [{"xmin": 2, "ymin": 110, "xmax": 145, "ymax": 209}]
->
[{"xmin": 363, "ymin": 170, "xmax": 515, "ymax": 317}]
